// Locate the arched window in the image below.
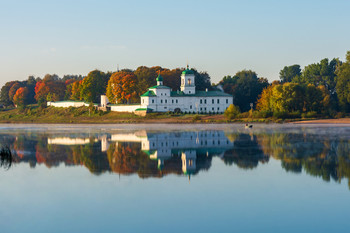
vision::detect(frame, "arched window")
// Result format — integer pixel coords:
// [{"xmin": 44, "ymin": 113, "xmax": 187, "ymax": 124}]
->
[{"xmin": 188, "ymin": 78, "xmax": 192, "ymax": 85}]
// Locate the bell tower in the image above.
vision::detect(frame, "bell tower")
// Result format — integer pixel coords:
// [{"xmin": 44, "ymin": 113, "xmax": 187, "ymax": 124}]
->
[{"xmin": 180, "ymin": 65, "xmax": 195, "ymax": 95}]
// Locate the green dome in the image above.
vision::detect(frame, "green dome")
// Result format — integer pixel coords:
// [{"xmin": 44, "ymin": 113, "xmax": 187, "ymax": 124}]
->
[
  {"xmin": 182, "ymin": 69, "xmax": 194, "ymax": 75},
  {"xmin": 156, "ymin": 74, "xmax": 163, "ymax": 81}
]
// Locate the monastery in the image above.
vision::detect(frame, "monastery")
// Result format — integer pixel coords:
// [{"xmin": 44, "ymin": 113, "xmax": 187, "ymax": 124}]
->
[{"xmin": 48, "ymin": 66, "xmax": 233, "ymax": 114}]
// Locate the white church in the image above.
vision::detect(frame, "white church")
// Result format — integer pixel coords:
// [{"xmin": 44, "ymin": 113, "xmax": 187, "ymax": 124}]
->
[
  {"xmin": 48, "ymin": 66, "xmax": 233, "ymax": 114},
  {"xmin": 137, "ymin": 66, "xmax": 233, "ymax": 113}
]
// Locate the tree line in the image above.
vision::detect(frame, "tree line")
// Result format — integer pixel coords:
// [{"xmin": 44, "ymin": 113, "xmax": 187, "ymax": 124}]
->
[
  {"xmin": 0, "ymin": 66, "xmax": 211, "ymax": 107},
  {"xmin": 1, "ymin": 50, "xmax": 350, "ymax": 118}
]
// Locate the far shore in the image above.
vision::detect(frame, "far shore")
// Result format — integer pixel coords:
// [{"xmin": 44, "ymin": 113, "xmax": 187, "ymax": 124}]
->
[{"xmin": 292, "ymin": 118, "xmax": 350, "ymax": 124}]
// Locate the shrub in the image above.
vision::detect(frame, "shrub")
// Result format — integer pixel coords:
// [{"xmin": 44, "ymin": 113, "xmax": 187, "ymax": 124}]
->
[
  {"xmin": 305, "ymin": 111, "xmax": 317, "ymax": 118},
  {"xmin": 224, "ymin": 104, "xmax": 241, "ymax": 120},
  {"xmin": 192, "ymin": 115, "xmax": 201, "ymax": 122},
  {"xmin": 273, "ymin": 111, "xmax": 289, "ymax": 119}
]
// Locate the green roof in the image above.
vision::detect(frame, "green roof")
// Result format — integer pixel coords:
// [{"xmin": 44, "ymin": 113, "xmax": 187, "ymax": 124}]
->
[
  {"xmin": 156, "ymin": 74, "xmax": 163, "ymax": 81},
  {"xmin": 141, "ymin": 90, "xmax": 156, "ymax": 97},
  {"xmin": 135, "ymin": 108, "xmax": 153, "ymax": 111},
  {"xmin": 170, "ymin": 90, "xmax": 232, "ymax": 97},
  {"xmin": 149, "ymin": 85, "xmax": 171, "ymax": 89},
  {"xmin": 182, "ymin": 69, "xmax": 194, "ymax": 75}
]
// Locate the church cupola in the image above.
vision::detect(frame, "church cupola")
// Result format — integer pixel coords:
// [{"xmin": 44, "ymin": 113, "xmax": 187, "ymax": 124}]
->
[
  {"xmin": 180, "ymin": 65, "xmax": 196, "ymax": 95},
  {"xmin": 156, "ymin": 72, "xmax": 164, "ymax": 86}
]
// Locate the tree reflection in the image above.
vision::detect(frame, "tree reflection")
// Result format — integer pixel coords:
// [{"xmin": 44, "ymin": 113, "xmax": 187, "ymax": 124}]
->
[
  {"xmin": 223, "ymin": 133, "xmax": 268, "ymax": 169},
  {"xmin": 0, "ymin": 146, "xmax": 13, "ymax": 169},
  {"xmin": 1, "ymin": 129, "xmax": 350, "ymax": 189}
]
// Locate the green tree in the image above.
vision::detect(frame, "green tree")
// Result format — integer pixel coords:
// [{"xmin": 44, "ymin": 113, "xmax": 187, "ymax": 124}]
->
[
  {"xmin": 219, "ymin": 70, "xmax": 268, "ymax": 112},
  {"xmin": 279, "ymin": 65, "xmax": 301, "ymax": 83},
  {"xmin": 336, "ymin": 51, "xmax": 350, "ymax": 112},
  {"xmin": 80, "ymin": 70, "xmax": 110, "ymax": 103},
  {"xmin": 0, "ymin": 81, "xmax": 17, "ymax": 106}
]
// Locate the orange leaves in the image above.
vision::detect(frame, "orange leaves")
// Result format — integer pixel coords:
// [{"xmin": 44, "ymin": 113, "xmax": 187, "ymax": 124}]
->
[
  {"xmin": 107, "ymin": 71, "xmax": 138, "ymax": 104},
  {"xmin": 13, "ymin": 87, "xmax": 29, "ymax": 106}
]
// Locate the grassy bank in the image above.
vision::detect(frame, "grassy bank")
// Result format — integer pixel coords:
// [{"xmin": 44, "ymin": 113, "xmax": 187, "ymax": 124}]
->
[{"xmin": 0, "ymin": 105, "xmax": 345, "ymax": 124}]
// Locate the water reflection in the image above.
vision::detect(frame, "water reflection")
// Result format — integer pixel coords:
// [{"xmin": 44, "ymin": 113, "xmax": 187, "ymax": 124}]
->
[
  {"xmin": 1, "ymin": 127, "xmax": 350, "ymax": 188},
  {"xmin": 0, "ymin": 147, "xmax": 13, "ymax": 169}
]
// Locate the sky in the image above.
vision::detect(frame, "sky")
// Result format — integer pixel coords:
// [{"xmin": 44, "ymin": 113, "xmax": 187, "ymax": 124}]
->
[{"xmin": 0, "ymin": 0, "xmax": 350, "ymax": 87}]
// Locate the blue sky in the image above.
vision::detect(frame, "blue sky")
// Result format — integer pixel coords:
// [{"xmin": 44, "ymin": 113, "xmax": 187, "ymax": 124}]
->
[{"xmin": 0, "ymin": 0, "xmax": 349, "ymax": 87}]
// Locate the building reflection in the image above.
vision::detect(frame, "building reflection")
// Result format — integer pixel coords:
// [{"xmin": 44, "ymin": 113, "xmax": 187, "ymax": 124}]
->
[{"xmin": 1, "ymin": 128, "xmax": 350, "ymax": 188}]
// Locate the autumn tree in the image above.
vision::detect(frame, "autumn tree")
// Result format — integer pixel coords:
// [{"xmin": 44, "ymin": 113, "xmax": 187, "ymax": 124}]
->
[
  {"xmin": 8, "ymin": 82, "xmax": 22, "ymax": 104},
  {"xmin": 106, "ymin": 71, "xmax": 139, "ymax": 104},
  {"xmin": 34, "ymin": 74, "xmax": 66, "ymax": 103},
  {"xmin": 13, "ymin": 87, "xmax": 29, "ymax": 107}
]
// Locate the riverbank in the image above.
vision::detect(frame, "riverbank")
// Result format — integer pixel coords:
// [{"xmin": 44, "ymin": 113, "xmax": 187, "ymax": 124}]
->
[{"xmin": 1, "ymin": 106, "xmax": 349, "ymax": 124}]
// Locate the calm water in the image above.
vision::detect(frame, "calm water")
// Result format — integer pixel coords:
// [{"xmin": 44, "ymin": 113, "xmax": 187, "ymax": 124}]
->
[{"xmin": 0, "ymin": 124, "xmax": 349, "ymax": 233}]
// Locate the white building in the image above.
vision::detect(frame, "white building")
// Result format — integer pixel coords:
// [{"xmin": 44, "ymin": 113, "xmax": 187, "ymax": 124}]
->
[{"xmin": 139, "ymin": 66, "xmax": 233, "ymax": 113}]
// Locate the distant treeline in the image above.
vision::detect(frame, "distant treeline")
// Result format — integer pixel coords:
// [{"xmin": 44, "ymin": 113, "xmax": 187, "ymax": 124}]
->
[{"xmin": 1, "ymin": 51, "xmax": 350, "ymax": 117}]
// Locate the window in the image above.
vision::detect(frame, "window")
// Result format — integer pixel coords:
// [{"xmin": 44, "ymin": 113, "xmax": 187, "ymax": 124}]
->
[
  {"xmin": 200, "ymin": 108, "xmax": 202, "ymax": 111},
  {"xmin": 188, "ymin": 78, "xmax": 192, "ymax": 85},
  {"xmin": 189, "ymin": 159, "xmax": 193, "ymax": 166},
  {"xmin": 212, "ymin": 99, "xmax": 214, "ymax": 104},
  {"xmin": 161, "ymin": 93, "xmax": 163, "ymax": 96},
  {"xmin": 172, "ymin": 99, "xmax": 174, "ymax": 103},
  {"xmin": 190, "ymin": 105, "xmax": 192, "ymax": 109},
  {"xmin": 204, "ymin": 107, "xmax": 206, "ymax": 111},
  {"xmin": 165, "ymin": 100, "xmax": 167, "ymax": 103},
  {"xmin": 200, "ymin": 99, "xmax": 202, "ymax": 104},
  {"xmin": 217, "ymin": 107, "xmax": 219, "ymax": 111},
  {"xmin": 217, "ymin": 99, "xmax": 219, "ymax": 104},
  {"xmin": 161, "ymin": 100, "xmax": 163, "ymax": 103},
  {"xmin": 165, "ymin": 93, "xmax": 166, "ymax": 96},
  {"xmin": 226, "ymin": 99, "xmax": 228, "ymax": 104},
  {"xmin": 212, "ymin": 107, "xmax": 214, "ymax": 111},
  {"xmin": 189, "ymin": 91, "xmax": 191, "ymax": 94},
  {"xmin": 176, "ymin": 99, "xmax": 178, "ymax": 103},
  {"xmin": 152, "ymin": 99, "xmax": 154, "ymax": 103},
  {"xmin": 204, "ymin": 99, "xmax": 207, "ymax": 104}
]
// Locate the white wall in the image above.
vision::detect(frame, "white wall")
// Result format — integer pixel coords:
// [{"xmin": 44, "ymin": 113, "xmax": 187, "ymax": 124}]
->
[
  {"xmin": 47, "ymin": 101, "xmax": 92, "ymax": 108},
  {"xmin": 110, "ymin": 105, "xmax": 141, "ymax": 112},
  {"xmin": 141, "ymin": 95, "xmax": 233, "ymax": 113}
]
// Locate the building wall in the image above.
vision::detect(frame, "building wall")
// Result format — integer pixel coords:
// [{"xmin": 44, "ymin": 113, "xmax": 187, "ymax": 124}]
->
[
  {"xmin": 47, "ymin": 101, "xmax": 92, "ymax": 108},
  {"xmin": 110, "ymin": 105, "xmax": 141, "ymax": 112},
  {"xmin": 141, "ymin": 95, "xmax": 233, "ymax": 113}
]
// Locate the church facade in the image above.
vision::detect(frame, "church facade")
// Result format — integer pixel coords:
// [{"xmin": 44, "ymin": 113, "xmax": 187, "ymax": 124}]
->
[{"xmin": 139, "ymin": 67, "xmax": 233, "ymax": 113}]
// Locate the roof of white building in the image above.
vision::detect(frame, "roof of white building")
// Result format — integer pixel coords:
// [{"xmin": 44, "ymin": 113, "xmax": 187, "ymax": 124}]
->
[{"xmin": 170, "ymin": 90, "xmax": 232, "ymax": 97}]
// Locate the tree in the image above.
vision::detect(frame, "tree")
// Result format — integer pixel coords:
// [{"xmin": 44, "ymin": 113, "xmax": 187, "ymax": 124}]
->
[
  {"xmin": 192, "ymin": 69, "xmax": 212, "ymax": 91},
  {"xmin": 134, "ymin": 66, "xmax": 158, "ymax": 94},
  {"xmin": 0, "ymin": 81, "xmax": 17, "ymax": 106},
  {"xmin": 80, "ymin": 70, "xmax": 110, "ymax": 103},
  {"xmin": 279, "ymin": 65, "xmax": 301, "ymax": 83},
  {"xmin": 224, "ymin": 104, "xmax": 241, "ymax": 120},
  {"xmin": 219, "ymin": 70, "xmax": 269, "ymax": 112},
  {"xmin": 34, "ymin": 76, "xmax": 66, "ymax": 103},
  {"xmin": 106, "ymin": 71, "xmax": 139, "ymax": 104},
  {"xmin": 8, "ymin": 82, "xmax": 22, "ymax": 104},
  {"xmin": 336, "ymin": 51, "xmax": 350, "ymax": 112},
  {"xmin": 13, "ymin": 87, "xmax": 29, "ymax": 107}
]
